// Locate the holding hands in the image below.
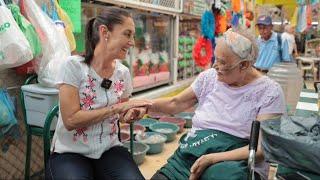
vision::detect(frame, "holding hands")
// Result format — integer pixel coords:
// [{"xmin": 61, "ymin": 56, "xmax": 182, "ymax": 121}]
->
[{"xmin": 119, "ymin": 99, "xmax": 152, "ymax": 123}]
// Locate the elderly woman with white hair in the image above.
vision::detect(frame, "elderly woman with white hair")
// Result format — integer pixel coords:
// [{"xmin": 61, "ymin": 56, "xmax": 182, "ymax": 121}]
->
[{"xmin": 149, "ymin": 28, "xmax": 286, "ymax": 180}]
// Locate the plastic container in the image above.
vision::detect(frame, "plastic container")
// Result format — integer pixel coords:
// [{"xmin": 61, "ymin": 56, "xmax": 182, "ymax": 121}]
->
[
  {"xmin": 175, "ymin": 112, "xmax": 194, "ymax": 128},
  {"xmin": 21, "ymin": 84, "xmax": 59, "ymax": 130},
  {"xmin": 136, "ymin": 118, "xmax": 158, "ymax": 131},
  {"xmin": 159, "ymin": 116, "xmax": 186, "ymax": 133},
  {"xmin": 135, "ymin": 132, "xmax": 167, "ymax": 154},
  {"xmin": 120, "ymin": 132, "xmax": 130, "ymax": 142},
  {"xmin": 121, "ymin": 123, "xmax": 146, "ymax": 136},
  {"xmin": 267, "ymin": 63, "xmax": 303, "ymax": 115},
  {"xmin": 149, "ymin": 122, "xmax": 179, "ymax": 142},
  {"xmin": 147, "ymin": 111, "xmax": 170, "ymax": 119},
  {"xmin": 123, "ymin": 141, "xmax": 149, "ymax": 165}
]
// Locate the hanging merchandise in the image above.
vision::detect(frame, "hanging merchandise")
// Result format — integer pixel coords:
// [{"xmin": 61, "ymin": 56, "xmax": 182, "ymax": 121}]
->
[
  {"xmin": 54, "ymin": 0, "xmax": 76, "ymax": 51},
  {"xmin": 297, "ymin": 5, "xmax": 307, "ymax": 33},
  {"xmin": 231, "ymin": 0, "xmax": 241, "ymax": 13},
  {"xmin": 306, "ymin": 4, "xmax": 312, "ymax": 27},
  {"xmin": 290, "ymin": 7, "xmax": 298, "ymax": 27},
  {"xmin": 0, "ymin": 0, "xmax": 33, "ymax": 70},
  {"xmin": 0, "ymin": 89, "xmax": 18, "ymax": 139},
  {"xmin": 8, "ymin": 4, "xmax": 42, "ymax": 58},
  {"xmin": 215, "ymin": 0, "xmax": 222, "ymax": 9},
  {"xmin": 20, "ymin": 0, "xmax": 70, "ymax": 87},
  {"xmin": 215, "ymin": 12, "xmax": 227, "ymax": 35},
  {"xmin": 231, "ymin": 13, "xmax": 240, "ymax": 27},
  {"xmin": 8, "ymin": 3, "xmax": 41, "ymax": 75},
  {"xmin": 311, "ymin": 0, "xmax": 319, "ymax": 5},
  {"xmin": 192, "ymin": 37, "xmax": 213, "ymax": 68},
  {"xmin": 201, "ymin": 11, "xmax": 215, "ymax": 40}
]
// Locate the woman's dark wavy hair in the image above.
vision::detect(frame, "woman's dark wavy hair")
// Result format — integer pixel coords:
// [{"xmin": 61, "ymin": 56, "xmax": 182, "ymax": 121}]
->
[{"xmin": 84, "ymin": 7, "xmax": 131, "ymax": 65}]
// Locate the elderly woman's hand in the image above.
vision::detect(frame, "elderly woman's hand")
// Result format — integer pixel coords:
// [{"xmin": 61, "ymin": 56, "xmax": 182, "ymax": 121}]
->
[
  {"xmin": 189, "ymin": 154, "xmax": 219, "ymax": 180},
  {"xmin": 120, "ymin": 99, "xmax": 152, "ymax": 113},
  {"xmin": 121, "ymin": 107, "xmax": 148, "ymax": 123}
]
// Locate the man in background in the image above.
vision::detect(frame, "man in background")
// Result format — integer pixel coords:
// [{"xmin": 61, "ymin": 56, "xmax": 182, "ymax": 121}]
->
[
  {"xmin": 254, "ymin": 15, "xmax": 291, "ymax": 73},
  {"xmin": 282, "ymin": 24, "xmax": 298, "ymax": 61}
]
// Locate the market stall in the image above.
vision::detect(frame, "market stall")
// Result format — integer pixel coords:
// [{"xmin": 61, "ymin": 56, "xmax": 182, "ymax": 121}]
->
[{"xmin": 80, "ymin": 0, "xmax": 182, "ymax": 92}]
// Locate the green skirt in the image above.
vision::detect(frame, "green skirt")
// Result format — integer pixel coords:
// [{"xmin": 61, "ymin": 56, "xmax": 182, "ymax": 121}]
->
[{"xmin": 160, "ymin": 129, "xmax": 249, "ymax": 180}]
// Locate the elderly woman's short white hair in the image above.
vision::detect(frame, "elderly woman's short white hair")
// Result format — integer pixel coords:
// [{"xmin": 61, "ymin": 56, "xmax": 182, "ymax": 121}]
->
[{"xmin": 217, "ymin": 28, "xmax": 259, "ymax": 63}]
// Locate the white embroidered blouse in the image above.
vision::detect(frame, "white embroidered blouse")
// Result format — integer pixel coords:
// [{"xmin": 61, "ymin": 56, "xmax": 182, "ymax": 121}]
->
[{"xmin": 51, "ymin": 56, "xmax": 133, "ymax": 159}]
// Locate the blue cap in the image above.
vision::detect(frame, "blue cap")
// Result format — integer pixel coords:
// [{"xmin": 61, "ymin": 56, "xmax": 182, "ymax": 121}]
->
[{"xmin": 256, "ymin": 15, "xmax": 272, "ymax": 25}]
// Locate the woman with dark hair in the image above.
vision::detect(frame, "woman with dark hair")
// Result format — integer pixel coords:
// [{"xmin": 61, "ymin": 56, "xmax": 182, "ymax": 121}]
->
[{"xmin": 46, "ymin": 7, "xmax": 150, "ymax": 179}]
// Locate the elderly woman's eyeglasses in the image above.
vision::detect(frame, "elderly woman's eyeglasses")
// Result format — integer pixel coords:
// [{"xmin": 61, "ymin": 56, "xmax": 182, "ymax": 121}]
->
[{"xmin": 213, "ymin": 60, "xmax": 243, "ymax": 74}]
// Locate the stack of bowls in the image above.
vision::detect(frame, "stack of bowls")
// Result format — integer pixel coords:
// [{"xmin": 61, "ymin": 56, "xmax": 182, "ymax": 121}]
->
[
  {"xmin": 175, "ymin": 112, "xmax": 194, "ymax": 128},
  {"xmin": 149, "ymin": 122, "xmax": 179, "ymax": 142},
  {"xmin": 159, "ymin": 116, "xmax": 186, "ymax": 133},
  {"xmin": 121, "ymin": 123, "xmax": 146, "ymax": 136},
  {"xmin": 136, "ymin": 118, "xmax": 158, "ymax": 131},
  {"xmin": 120, "ymin": 132, "xmax": 130, "ymax": 142},
  {"xmin": 136, "ymin": 132, "xmax": 167, "ymax": 154},
  {"xmin": 123, "ymin": 141, "xmax": 149, "ymax": 165}
]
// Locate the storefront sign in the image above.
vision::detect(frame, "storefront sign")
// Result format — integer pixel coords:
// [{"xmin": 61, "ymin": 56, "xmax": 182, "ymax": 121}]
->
[{"xmin": 59, "ymin": 0, "xmax": 81, "ymax": 33}]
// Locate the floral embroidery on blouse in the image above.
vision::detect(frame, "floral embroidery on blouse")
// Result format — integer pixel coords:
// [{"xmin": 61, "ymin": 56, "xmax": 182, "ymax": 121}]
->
[
  {"xmin": 73, "ymin": 127, "xmax": 88, "ymax": 143},
  {"xmin": 75, "ymin": 75, "xmax": 97, "ymax": 143},
  {"xmin": 114, "ymin": 80, "xmax": 125, "ymax": 97},
  {"xmin": 80, "ymin": 75, "xmax": 97, "ymax": 110}
]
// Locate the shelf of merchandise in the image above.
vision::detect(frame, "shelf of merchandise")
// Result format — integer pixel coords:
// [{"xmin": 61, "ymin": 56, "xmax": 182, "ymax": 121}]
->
[
  {"xmin": 178, "ymin": 36, "xmax": 196, "ymax": 80},
  {"xmin": 96, "ymin": 0, "xmax": 183, "ymax": 15},
  {"xmin": 80, "ymin": 2, "xmax": 179, "ymax": 92}
]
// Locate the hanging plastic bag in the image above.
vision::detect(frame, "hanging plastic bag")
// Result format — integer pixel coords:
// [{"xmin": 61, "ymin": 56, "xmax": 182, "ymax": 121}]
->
[
  {"xmin": 0, "ymin": 0, "xmax": 33, "ymax": 70},
  {"xmin": 0, "ymin": 89, "xmax": 17, "ymax": 138},
  {"xmin": 20, "ymin": 0, "xmax": 70, "ymax": 87},
  {"xmin": 261, "ymin": 116, "xmax": 320, "ymax": 175},
  {"xmin": 54, "ymin": 0, "xmax": 76, "ymax": 51},
  {"xmin": 7, "ymin": 4, "xmax": 42, "ymax": 57}
]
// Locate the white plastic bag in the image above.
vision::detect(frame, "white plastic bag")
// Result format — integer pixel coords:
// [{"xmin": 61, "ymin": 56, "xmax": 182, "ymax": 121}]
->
[
  {"xmin": 0, "ymin": 1, "xmax": 33, "ymax": 70},
  {"xmin": 20, "ymin": 0, "xmax": 70, "ymax": 87}
]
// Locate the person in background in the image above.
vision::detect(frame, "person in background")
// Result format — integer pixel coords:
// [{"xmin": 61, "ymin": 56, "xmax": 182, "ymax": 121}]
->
[
  {"xmin": 282, "ymin": 24, "xmax": 298, "ymax": 60},
  {"xmin": 46, "ymin": 7, "xmax": 151, "ymax": 180},
  {"xmin": 254, "ymin": 15, "xmax": 291, "ymax": 73},
  {"xmin": 149, "ymin": 28, "xmax": 286, "ymax": 180}
]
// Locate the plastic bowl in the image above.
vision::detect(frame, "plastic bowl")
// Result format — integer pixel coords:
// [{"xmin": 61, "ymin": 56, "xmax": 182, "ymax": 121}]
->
[
  {"xmin": 123, "ymin": 141, "xmax": 149, "ymax": 165},
  {"xmin": 135, "ymin": 132, "xmax": 167, "ymax": 154},
  {"xmin": 149, "ymin": 122, "xmax": 179, "ymax": 142},
  {"xmin": 136, "ymin": 118, "xmax": 158, "ymax": 131},
  {"xmin": 120, "ymin": 132, "xmax": 130, "ymax": 142},
  {"xmin": 147, "ymin": 112, "xmax": 170, "ymax": 119},
  {"xmin": 159, "ymin": 116, "xmax": 186, "ymax": 133},
  {"xmin": 121, "ymin": 123, "xmax": 146, "ymax": 135},
  {"xmin": 175, "ymin": 112, "xmax": 194, "ymax": 128}
]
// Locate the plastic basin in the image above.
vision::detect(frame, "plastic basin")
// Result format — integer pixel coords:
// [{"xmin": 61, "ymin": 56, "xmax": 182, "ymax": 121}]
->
[
  {"xmin": 121, "ymin": 123, "xmax": 146, "ymax": 136},
  {"xmin": 136, "ymin": 118, "xmax": 158, "ymax": 131},
  {"xmin": 159, "ymin": 116, "xmax": 186, "ymax": 133},
  {"xmin": 175, "ymin": 112, "xmax": 194, "ymax": 128},
  {"xmin": 149, "ymin": 122, "xmax": 179, "ymax": 142},
  {"xmin": 135, "ymin": 132, "xmax": 167, "ymax": 154},
  {"xmin": 147, "ymin": 112, "xmax": 170, "ymax": 119},
  {"xmin": 120, "ymin": 132, "xmax": 130, "ymax": 142},
  {"xmin": 123, "ymin": 141, "xmax": 149, "ymax": 165}
]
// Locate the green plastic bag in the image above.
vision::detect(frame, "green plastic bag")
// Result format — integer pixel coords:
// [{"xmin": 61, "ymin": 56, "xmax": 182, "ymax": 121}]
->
[{"xmin": 8, "ymin": 4, "xmax": 42, "ymax": 57}]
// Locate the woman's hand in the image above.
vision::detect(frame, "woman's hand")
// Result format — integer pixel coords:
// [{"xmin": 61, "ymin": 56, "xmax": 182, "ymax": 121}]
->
[
  {"xmin": 120, "ymin": 99, "xmax": 152, "ymax": 113},
  {"xmin": 189, "ymin": 154, "xmax": 219, "ymax": 180},
  {"xmin": 121, "ymin": 107, "xmax": 148, "ymax": 123}
]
